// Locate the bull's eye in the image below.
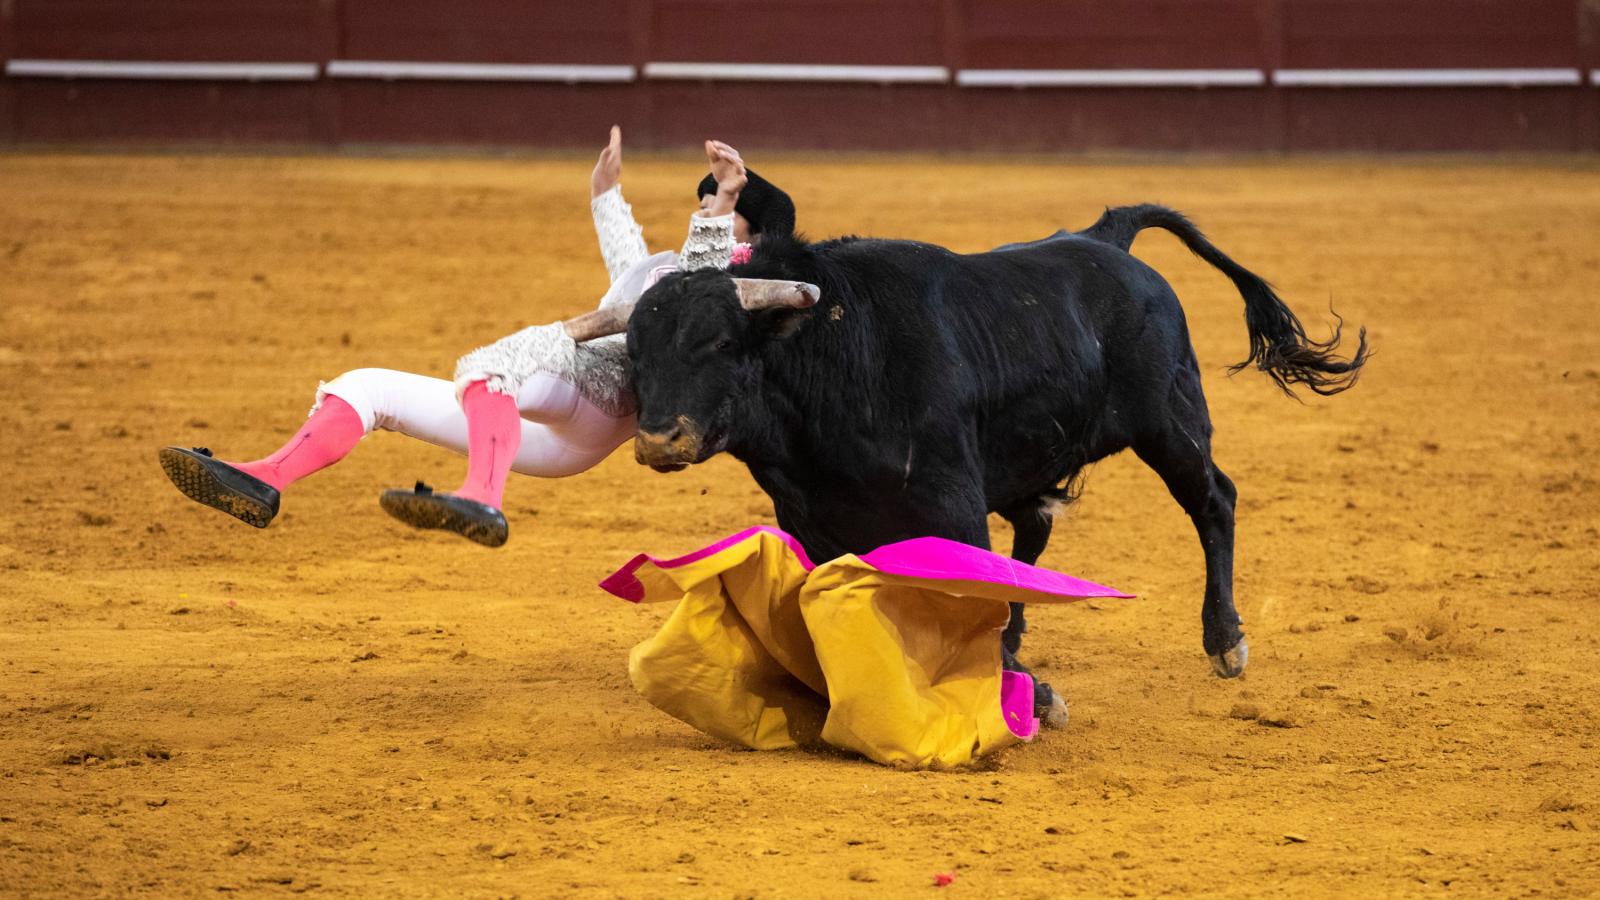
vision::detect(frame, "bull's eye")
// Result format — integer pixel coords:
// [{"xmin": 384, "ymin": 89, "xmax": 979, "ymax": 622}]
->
[{"xmin": 715, "ymin": 338, "xmax": 735, "ymax": 352}]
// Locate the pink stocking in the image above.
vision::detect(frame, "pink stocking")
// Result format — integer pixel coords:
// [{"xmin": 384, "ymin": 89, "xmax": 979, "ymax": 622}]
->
[
  {"xmin": 231, "ymin": 395, "xmax": 364, "ymax": 491},
  {"xmin": 453, "ymin": 380, "xmax": 522, "ymax": 509}
]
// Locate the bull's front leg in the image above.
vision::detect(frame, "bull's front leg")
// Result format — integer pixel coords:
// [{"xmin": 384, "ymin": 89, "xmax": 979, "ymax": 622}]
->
[
  {"xmin": 929, "ymin": 508, "xmax": 1074, "ymax": 724},
  {"xmin": 901, "ymin": 451, "xmax": 1074, "ymax": 725},
  {"xmin": 998, "ymin": 503, "xmax": 1068, "ymax": 727}
]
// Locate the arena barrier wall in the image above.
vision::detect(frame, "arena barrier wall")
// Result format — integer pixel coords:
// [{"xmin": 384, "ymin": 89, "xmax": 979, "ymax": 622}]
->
[{"xmin": 2, "ymin": 0, "xmax": 1598, "ymax": 152}]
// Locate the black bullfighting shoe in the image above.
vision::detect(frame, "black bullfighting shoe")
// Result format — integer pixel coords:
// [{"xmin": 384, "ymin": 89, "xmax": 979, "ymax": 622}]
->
[
  {"xmin": 158, "ymin": 446, "xmax": 280, "ymax": 528},
  {"xmin": 379, "ymin": 482, "xmax": 508, "ymax": 548}
]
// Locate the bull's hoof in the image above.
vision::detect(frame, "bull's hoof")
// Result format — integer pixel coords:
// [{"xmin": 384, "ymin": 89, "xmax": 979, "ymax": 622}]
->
[
  {"xmin": 1209, "ymin": 637, "xmax": 1249, "ymax": 679},
  {"xmin": 1041, "ymin": 693, "xmax": 1070, "ymax": 730}
]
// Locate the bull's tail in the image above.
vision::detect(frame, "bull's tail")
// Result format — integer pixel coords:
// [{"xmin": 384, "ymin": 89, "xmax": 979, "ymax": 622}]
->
[{"xmin": 1084, "ymin": 204, "xmax": 1370, "ymax": 397}]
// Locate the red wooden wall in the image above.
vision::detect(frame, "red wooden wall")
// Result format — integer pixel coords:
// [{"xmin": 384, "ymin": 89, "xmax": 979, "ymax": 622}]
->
[
  {"xmin": 653, "ymin": 0, "xmax": 946, "ymax": 66},
  {"xmin": 332, "ymin": 1, "xmax": 635, "ymax": 145},
  {"xmin": 1275, "ymin": 0, "xmax": 1594, "ymax": 150},
  {"xmin": 11, "ymin": 0, "xmax": 323, "ymax": 61},
  {"xmin": 2, "ymin": 0, "xmax": 1597, "ymax": 152},
  {"xmin": 1279, "ymin": 0, "xmax": 1577, "ymax": 68},
  {"xmin": 963, "ymin": 0, "xmax": 1267, "ymax": 69}
]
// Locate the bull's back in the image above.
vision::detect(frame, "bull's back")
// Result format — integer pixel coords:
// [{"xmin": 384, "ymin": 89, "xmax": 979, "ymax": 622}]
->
[
  {"xmin": 934, "ymin": 238, "xmax": 1139, "ymax": 378},
  {"xmin": 770, "ymin": 234, "xmax": 1188, "ymax": 526},
  {"xmin": 948, "ymin": 236, "xmax": 1188, "ymax": 508},
  {"xmin": 818, "ymin": 233, "xmax": 1179, "ymax": 420}
]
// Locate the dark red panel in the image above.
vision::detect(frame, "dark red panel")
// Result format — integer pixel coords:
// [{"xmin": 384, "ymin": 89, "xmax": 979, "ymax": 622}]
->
[
  {"xmin": 333, "ymin": 81, "xmax": 636, "ymax": 146},
  {"xmin": 339, "ymin": 0, "xmax": 631, "ymax": 64},
  {"xmin": 1, "ymin": 0, "xmax": 14, "ymax": 60},
  {"xmin": 1587, "ymin": 87, "xmax": 1600, "ymax": 151},
  {"xmin": 1284, "ymin": 87, "xmax": 1584, "ymax": 151},
  {"xmin": 1282, "ymin": 0, "xmax": 1579, "ymax": 68},
  {"xmin": 651, "ymin": 0, "xmax": 944, "ymax": 66},
  {"xmin": 649, "ymin": 81, "xmax": 950, "ymax": 150},
  {"xmin": 0, "ymin": 85, "xmax": 12, "ymax": 145},
  {"xmin": 1584, "ymin": 0, "xmax": 1600, "ymax": 149},
  {"xmin": 963, "ymin": 0, "xmax": 1265, "ymax": 69},
  {"xmin": 11, "ymin": 80, "xmax": 317, "ymax": 143},
  {"xmin": 1, "ymin": 1, "xmax": 15, "ymax": 142},
  {"xmin": 957, "ymin": 86, "xmax": 1272, "ymax": 151},
  {"xmin": 11, "ymin": 0, "xmax": 321, "ymax": 61}
]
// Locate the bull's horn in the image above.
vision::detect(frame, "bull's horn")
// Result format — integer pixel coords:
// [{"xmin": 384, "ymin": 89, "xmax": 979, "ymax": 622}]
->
[
  {"xmin": 733, "ymin": 278, "xmax": 821, "ymax": 311},
  {"xmin": 562, "ymin": 308, "xmax": 628, "ymax": 342}
]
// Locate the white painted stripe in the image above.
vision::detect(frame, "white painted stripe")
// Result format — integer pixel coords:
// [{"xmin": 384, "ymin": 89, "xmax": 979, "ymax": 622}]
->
[
  {"xmin": 957, "ymin": 68, "xmax": 1265, "ymax": 88},
  {"xmin": 644, "ymin": 62, "xmax": 949, "ymax": 83},
  {"xmin": 1274, "ymin": 68, "xmax": 1581, "ymax": 87},
  {"xmin": 326, "ymin": 60, "xmax": 635, "ymax": 82},
  {"xmin": 5, "ymin": 59, "xmax": 318, "ymax": 80}
]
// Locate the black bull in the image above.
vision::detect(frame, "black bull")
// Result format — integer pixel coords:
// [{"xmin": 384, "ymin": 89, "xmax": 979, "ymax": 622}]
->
[{"xmin": 623, "ymin": 204, "xmax": 1368, "ymax": 716}]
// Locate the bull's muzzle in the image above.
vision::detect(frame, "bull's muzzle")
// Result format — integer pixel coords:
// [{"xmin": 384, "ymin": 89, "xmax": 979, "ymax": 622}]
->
[{"xmin": 634, "ymin": 418, "xmax": 703, "ymax": 471}]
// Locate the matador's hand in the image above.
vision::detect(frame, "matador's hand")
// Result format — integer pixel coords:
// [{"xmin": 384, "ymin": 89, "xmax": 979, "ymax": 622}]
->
[
  {"xmin": 702, "ymin": 140, "xmax": 747, "ymax": 217},
  {"xmin": 591, "ymin": 125, "xmax": 623, "ymax": 199},
  {"xmin": 706, "ymin": 140, "xmax": 747, "ymax": 199}
]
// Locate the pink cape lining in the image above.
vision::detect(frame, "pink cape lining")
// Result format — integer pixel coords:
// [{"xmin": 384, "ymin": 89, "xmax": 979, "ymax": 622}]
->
[
  {"xmin": 1000, "ymin": 670, "xmax": 1038, "ymax": 740},
  {"xmin": 599, "ymin": 524, "xmax": 1133, "ymax": 603}
]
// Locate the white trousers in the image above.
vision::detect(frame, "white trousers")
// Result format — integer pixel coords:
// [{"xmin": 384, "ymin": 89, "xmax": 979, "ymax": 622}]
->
[{"xmin": 318, "ymin": 368, "xmax": 637, "ymax": 478}]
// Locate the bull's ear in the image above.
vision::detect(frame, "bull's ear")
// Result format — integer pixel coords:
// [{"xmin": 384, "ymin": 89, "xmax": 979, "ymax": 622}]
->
[{"xmin": 733, "ymin": 278, "xmax": 820, "ymax": 311}]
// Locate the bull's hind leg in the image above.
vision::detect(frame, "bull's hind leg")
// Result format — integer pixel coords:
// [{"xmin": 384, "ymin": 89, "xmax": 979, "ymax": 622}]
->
[
  {"xmin": 1131, "ymin": 382, "xmax": 1248, "ymax": 678},
  {"xmin": 999, "ymin": 503, "xmax": 1069, "ymax": 727}
]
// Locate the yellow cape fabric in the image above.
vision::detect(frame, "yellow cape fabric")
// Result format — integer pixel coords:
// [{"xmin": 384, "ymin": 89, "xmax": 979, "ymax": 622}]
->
[{"xmin": 618, "ymin": 529, "xmax": 1105, "ymax": 768}]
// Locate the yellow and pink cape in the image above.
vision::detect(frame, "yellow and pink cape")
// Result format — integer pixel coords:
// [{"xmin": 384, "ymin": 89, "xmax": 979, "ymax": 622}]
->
[{"xmin": 602, "ymin": 526, "xmax": 1132, "ymax": 768}]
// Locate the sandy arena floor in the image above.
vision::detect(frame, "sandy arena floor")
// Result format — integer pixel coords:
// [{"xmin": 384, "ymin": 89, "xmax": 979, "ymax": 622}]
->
[{"xmin": 1, "ymin": 151, "xmax": 1597, "ymax": 897}]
